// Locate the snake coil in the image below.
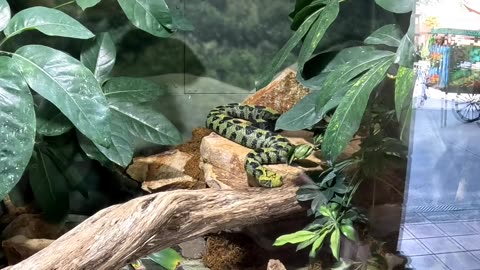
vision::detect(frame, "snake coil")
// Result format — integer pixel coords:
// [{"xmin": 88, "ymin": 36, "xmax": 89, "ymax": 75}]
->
[{"xmin": 206, "ymin": 103, "xmax": 293, "ymax": 187}]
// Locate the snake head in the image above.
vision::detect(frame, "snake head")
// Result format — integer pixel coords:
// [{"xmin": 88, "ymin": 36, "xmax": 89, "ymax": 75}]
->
[{"xmin": 258, "ymin": 171, "xmax": 283, "ymax": 188}]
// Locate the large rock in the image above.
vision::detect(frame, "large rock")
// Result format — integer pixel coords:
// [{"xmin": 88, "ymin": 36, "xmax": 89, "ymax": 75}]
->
[
  {"xmin": 200, "ymin": 131, "xmax": 323, "ymax": 189},
  {"xmin": 2, "ymin": 235, "xmax": 54, "ymax": 265},
  {"xmin": 244, "ymin": 68, "xmax": 310, "ymax": 113},
  {"xmin": 126, "ymin": 150, "xmax": 197, "ymax": 192},
  {"xmin": 267, "ymin": 259, "xmax": 287, "ymax": 270},
  {"xmin": 1, "ymin": 214, "xmax": 64, "ymax": 240}
]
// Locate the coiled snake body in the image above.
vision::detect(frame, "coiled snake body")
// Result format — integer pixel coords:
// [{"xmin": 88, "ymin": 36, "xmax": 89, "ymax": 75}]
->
[{"xmin": 206, "ymin": 103, "xmax": 293, "ymax": 187}]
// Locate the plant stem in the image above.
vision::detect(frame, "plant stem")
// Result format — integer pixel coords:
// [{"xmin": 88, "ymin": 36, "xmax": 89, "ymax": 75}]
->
[
  {"xmin": 54, "ymin": 0, "xmax": 75, "ymax": 9},
  {"xmin": 0, "ymin": 50, "xmax": 13, "ymax": 56},
  {"xmin": 0, "ymin": 37, "xmax": 10, "ymax": 49}
]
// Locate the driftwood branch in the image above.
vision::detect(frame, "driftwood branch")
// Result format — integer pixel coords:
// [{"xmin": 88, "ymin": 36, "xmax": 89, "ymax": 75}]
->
[{"xmin": 4, "ymin": 187, "xmax": 302, "ymax": 270}]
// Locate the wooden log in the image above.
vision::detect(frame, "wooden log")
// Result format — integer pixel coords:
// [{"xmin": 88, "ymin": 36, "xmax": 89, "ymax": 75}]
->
[{"xmin": 3, "ymin": 187, "xmax": 302, "ymax": 270}]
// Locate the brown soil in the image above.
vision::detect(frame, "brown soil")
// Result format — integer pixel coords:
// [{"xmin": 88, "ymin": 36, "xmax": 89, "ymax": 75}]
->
[
  {"xmin": 203, "ymin": 233, "xmax": 268, "ymax": 270},
  {"xmin": 175, "ymin": 128, "xmax": 212, "ymax": 189}
]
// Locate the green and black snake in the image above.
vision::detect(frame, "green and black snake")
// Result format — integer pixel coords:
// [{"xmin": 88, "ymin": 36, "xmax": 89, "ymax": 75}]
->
[{"xmin": 206, "ymin": 103, "xmax": 293, "ymax": 188}]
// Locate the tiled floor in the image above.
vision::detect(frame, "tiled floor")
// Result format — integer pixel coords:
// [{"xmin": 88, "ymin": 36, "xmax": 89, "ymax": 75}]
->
[{"xmin": 399, "ymin": 209, "xmax": 480, "ymax": 269}]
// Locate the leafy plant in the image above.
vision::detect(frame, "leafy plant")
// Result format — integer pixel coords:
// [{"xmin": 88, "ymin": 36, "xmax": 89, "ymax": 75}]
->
[
  {"xmin": 259, "ymin": 0, "xmax": 416, "ymax": 165},
  {"xmin": 130, "ymin": 248, "xmax": 182, "ymax": 270},
  {"xmin": 0, "ymin": 0, "xmax": 192, "ymax": 218}
]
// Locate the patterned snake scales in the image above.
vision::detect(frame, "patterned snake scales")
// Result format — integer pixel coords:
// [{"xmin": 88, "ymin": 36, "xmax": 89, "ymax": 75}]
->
[{"xmin": 206, "ymin": 103, "xmax": 293, "ymax": 188}]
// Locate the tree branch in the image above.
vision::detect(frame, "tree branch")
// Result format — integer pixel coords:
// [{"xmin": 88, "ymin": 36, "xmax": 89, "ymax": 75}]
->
[{"xmin": 3, "ymin": 187, "xmax": 302, "ymax": 270}]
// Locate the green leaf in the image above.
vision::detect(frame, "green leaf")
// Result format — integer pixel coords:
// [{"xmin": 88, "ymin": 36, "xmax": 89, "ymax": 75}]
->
[
  {"xmin": 0, "ymin": 0, "xmax": 11, "ymax": 31},
  {"xmin": 297, "ymin": 0, "xmax": 339, "ymax": 70},
  {"xmin": 45, "ymin": 147, "xmax": 89, "ymax": 198},
  {"xmin": 77, "ymin": 131, "xmax": 110, "ymax": 166},
  {"xmin": 117, "ymin": 0, "xmax": 173, "ymax": 38},
  {"xmin": 0, "ymin": 56, "xmax": 35, "ymax": 201},
  {"xmin": 374, "ymin": 0, "xmax": 413, "ymax": 13},
  {"xmin": 103, "ymin": 77, "xmax": 166, "ymax": 104},
  {"xmin": 109, "ymin": 102, "xmax": 182, "ymax": 145},
  {"xmin": 399, "ymin": 106, "xmax": 412, "ymax": 144},
  {"xmin": 171, "ymin": 8, "xmax": 194, "ymax": 32},
  {"xmin": 4, "ymin": 7, "xmax": 94, "ymax": 39},
  {"xmin": 394, "ymin": 67, "xmax": 415, "ymax": 121},
  {"xmin": 309, "ymin": 229, "xmax": 329, "ymax": 257},
  {"xmin": 29, "ymin": 150, "xmax": 70, "ymax": 220},
  {"xmin": 315, "ymin": 50, "xmax": 395, "ymax": 112},
  {"xmin": 298, "ymin": 46, "xmax": 377, "ymax": 89},
  {"xmin": 297, "ymin": 185, "xmax": 321, "ymax": 201},
  {"xmin": 35, "ymin": 98, "xmax": 73, "ymax": 137},
  {"xmin": 365, "ymin": 24, "xmax": 403, "ymax": 47},
  {"xmin": 148, "ymin": 248, "xmax": 182, "ymax": 270},
  {"xmin": 290, "ymin": 0, "xmax": 314, "ymax": 19},
  {"xmin": 395, "ymin": 12, "xmax": 415, "ymax": 67},
  {"xmin": 291, "ymin": 0, "xmax": 328, "ymax": 31},
  {"xmin": 330, "ymin": 228, "xmax": 341, "ymax": 260},
  {"xmin": 81, "ymin": 32, "xmax": 116, "ymax": 85},
  {"xmin": 92, "ymin": 112, "xmax": 134, "ymax": 167},
  {"xmin": 273, "ymin": 230, "xmax": 317, "ymax": 246},
  {"xmin": 340, "ymin": 224, "xmax": 357, "ymax": 241},
  {"xmin": 76, "ymin": 0, "xmax": 102, "ymax": 10},
  {"xmin": 256, "ymin": 9, "xmax": 321, "ymax": 89},
  {"xmin": 296, "ymin": 235, "xmax": 319, "ymax": 251},
  {"xmin": 13, "ymin": 45, "xmax": 111, "ymax": 147},
  {"xmin": 322, "ymin": 56, "xmax": 394, "ymax": 162}
]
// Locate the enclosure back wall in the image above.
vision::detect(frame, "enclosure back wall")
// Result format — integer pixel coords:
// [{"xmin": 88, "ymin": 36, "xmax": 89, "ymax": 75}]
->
[{"xmin": 16, "ymin": 0, "xmax": 399, "ymax": 141}]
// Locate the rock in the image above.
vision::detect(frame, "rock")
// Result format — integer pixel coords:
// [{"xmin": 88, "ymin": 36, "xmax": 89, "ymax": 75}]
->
[
  {"xmin": 181, "ymin": 259, "xmax": 211, "ymax": 270},
  {"xmin": 200, "ymin": 131, "xmax": 323, "ymax": 189},
  {"xmin": 244, "ymin": 68, "xmax": 310, "ymax": 113},
  {"xmin": 384, "ymin": 253, "xmax": 407, "ymax": 270},
  {"xmin": 267, "ymin": 259, "xmax": 287, "ymax": 270},
  {"xmin": 1, "ymin": 214, "xmax": 64, "ymax": 240},
  {"xmin": 178, "ymin": 238, "xmax": 206, "ymax": 259},
  {"xmin": 2, "ymin": 235, "xmax": 54, "ymax": 265},
  {"xmin": 126, "ymin": 150, "xmax": 197, "ymax": 192}
]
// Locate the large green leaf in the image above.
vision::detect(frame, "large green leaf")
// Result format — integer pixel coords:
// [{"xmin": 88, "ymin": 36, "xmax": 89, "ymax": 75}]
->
[
  {"xmin": 291, "ymin": 0, "xmax": 328, "ymax": 31},
  {"xmin": 109, "ymin": 103, "xmax": 181, "ymax": 145},
  {"xmin": 148, "ymin": 248, "xmax": 182, "ymax": 270},
  {"xmin": 81, "ymin": 32, "xmax": 116, "ymax": 85},
  {"xmin": 276, "ymin": 50, "xmax": 394, "ymax": 131},
  {"xmin": 374, "ymin": 0, "xmax": 414, "ymax": 13},
  {"xmin": 77, "ymin": 131, "xmax": 110, "ymax": 166},
  {"xmin": 322, "ymin": 56, "xmax": 394, "ymax": 162},
  {"xmin": 395, "ymin": 67, "xmax": 414, "ymax": 121},
  {"xmin": 315, "ymin": 51, "xmax": 395, "ymax": 112},
  {"xmin": 103, "ymin": 77, "xmax": 167, "ymax": 104},
  {"xmin": 273, "ymin": 230, "xmax": 317, "ymax": 246},
  {"xmin": 0, "ymin": 0, "xmax": 11, "ymax": 31},
  {"xmin": 117, "ymin": 0, "xmax": 173, "ymax": 37},
  {"xmin": 395, "ymin": 67, "xmax": 415, "ymax": 144},
  {"xmin": 35, "ymin": 98, "xmax": 73, "ymax": 137},
  {"xmin": 76, "ymin": 0, "xmax": 102, "ymax": 10},
  {"xmin": 4, "ymin": 7, "xmax": 94, "ymax": 39},
  {"xmin": 29, "ymin": 150, "xmax": 70, "ymax": 220},
  {"xmin": 13, "ymin": 45, "xmax": 111, "ymax": 147},
  {"xmin": 400, "ymin": 106, "xmax": 412, "ymax": 144},
  {"xmin": 290, "ymin": 0, "xmax": 314, "ymax": 19},
  {"xmin": 256, "ymin": 9, "xmax": 321, "ymax": 89},
  {"xmin": 330, "ymin": 228, "xmax": 341, "ymax": 260},
  {"xmin": 0, "ymin": 56, "xmax": 35, "ymax": 201},
  {"xmin": 395, "ymin": 12, "xmax": 415, "ymax": 67},
  {"xmin": 364, "ymin": 24, "xmax": 403, "ymax": 47},
  {"xmin": 276, "ymin": 78, "xmax": 356, "ymax": 131},
  {"xmin": 297, "ymin": 0, "xmax": 339, "ymax": 70},
  {"xmin": 92, "ymin": 112, "xmax": 133, "ymax": 167},
  {"xmin": 299, "ymin": 46, "xmax": 376, "ymax": 89}
]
